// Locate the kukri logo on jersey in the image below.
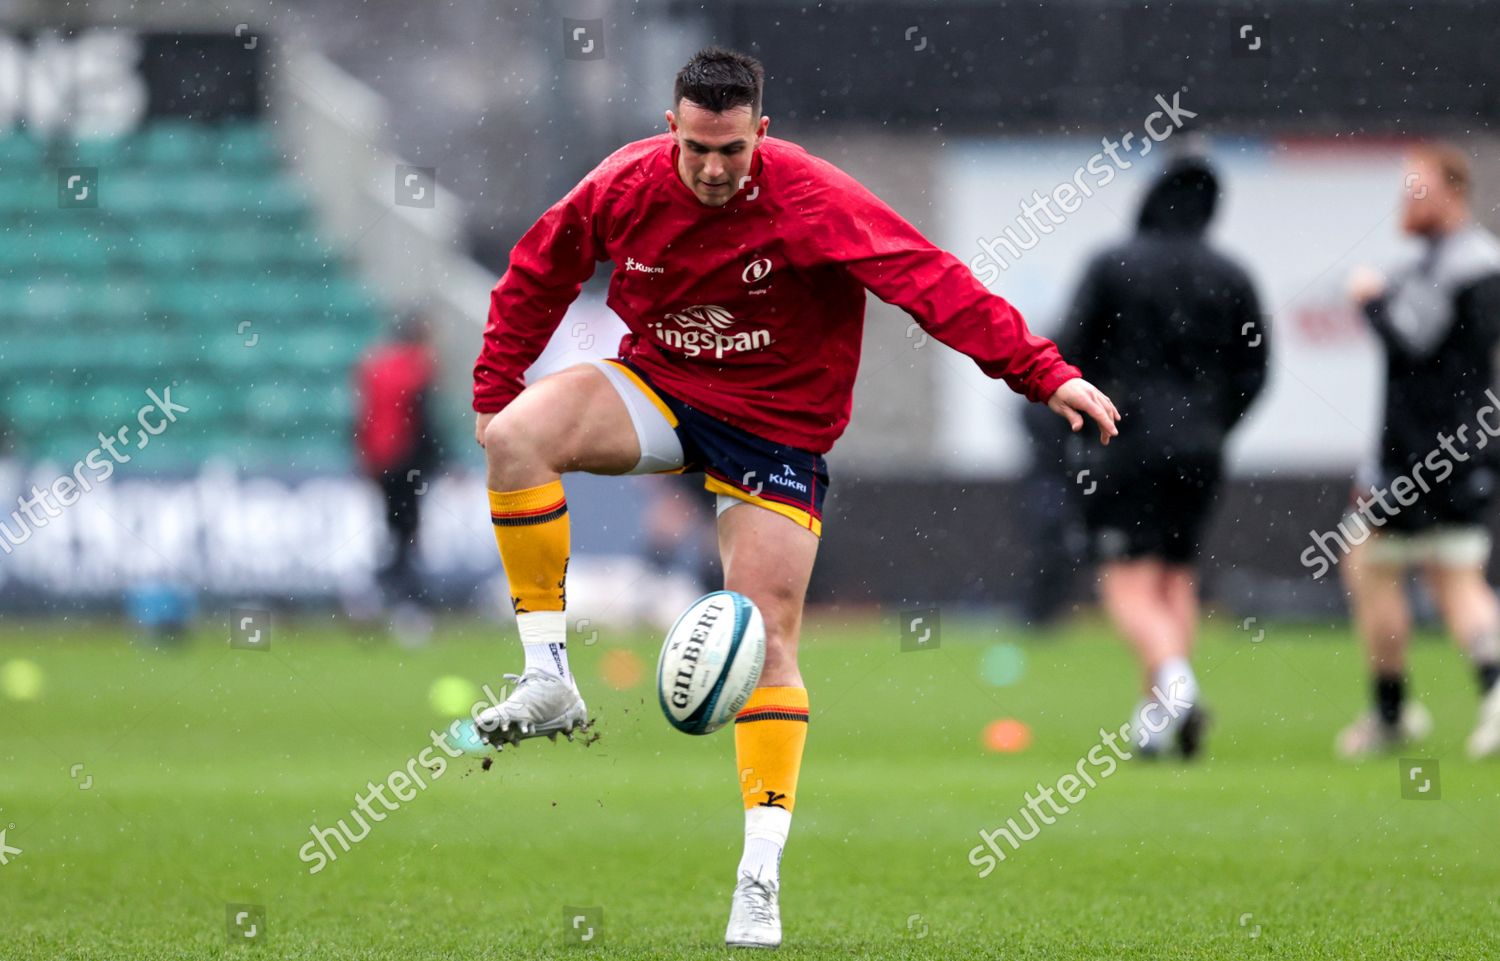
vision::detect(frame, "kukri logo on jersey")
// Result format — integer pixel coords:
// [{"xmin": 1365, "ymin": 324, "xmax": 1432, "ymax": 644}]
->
[
  {"xmin": 625, "ymin": 256, "xmax": 664, "ymax": 274},
  {"xmin": 650, "ymin": 305, "xmax": 772, "ymax": 359}
]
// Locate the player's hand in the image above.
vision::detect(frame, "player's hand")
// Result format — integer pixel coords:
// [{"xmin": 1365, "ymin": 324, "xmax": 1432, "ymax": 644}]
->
[
  {"xmin": 1048, "ymin": 377, "xmax": 1120, "ymax": 446},
  {"xmin": 1348, "ymin": 265, "xmax": 1386, "ymax": 306},
  {"xmin": 475, "ymin": 412, "xmax": 497, "ymax": 447}
]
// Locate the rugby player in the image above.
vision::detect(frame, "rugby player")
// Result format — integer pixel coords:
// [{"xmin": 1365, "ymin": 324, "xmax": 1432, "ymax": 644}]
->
[
  {"xmin": 469, "ymin": 47, "xmax": 1119, "ymax": 948},
  {"xmin": 1059, "ymin": 155, "xmax": 1267, "ymax": 760},
  {"xmin": 1338, "ymin": 144, "xmax": 1500, "ymax": 759}
]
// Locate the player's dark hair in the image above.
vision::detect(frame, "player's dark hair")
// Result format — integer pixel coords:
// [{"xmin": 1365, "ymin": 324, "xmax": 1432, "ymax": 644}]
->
[{"xmin": 673, "ymin": 46, "xmax": 764, "ymax": 116}]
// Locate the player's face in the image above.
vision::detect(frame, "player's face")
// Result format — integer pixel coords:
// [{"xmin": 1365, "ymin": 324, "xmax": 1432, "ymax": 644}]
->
[
  {"xmin": 666, "ymin": 101, "xmax": 769, "ymax": 207},
  {"xmin": 1400, "ymin": 156, "xmax": 1461, "ymax": 236}
]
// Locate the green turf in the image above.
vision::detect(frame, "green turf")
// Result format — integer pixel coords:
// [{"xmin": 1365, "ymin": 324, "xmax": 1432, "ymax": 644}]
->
[{"xmin": 2, "ymin": 614, "xmax": 1497, "ymax": 959}]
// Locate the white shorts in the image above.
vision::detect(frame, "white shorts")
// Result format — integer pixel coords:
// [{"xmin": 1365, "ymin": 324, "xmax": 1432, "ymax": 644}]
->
[
  {"xmin": 1364, "ymin": 526, "xmax": 1493, "ymax": 568},
  {"xmin": 590, "ymin": 360, "xmax": 746, "ymax": 520},
  {"xmin": 591, "ymin": 359, "xmax": 685, "ymax": 474}
]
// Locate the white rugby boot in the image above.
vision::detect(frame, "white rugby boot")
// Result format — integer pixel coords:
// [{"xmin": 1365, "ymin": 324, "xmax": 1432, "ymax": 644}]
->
[
  {"xmin": 1466, "ymin": 685, "xmax": 1500, "ymax": 759},
  {"xmin": 474, "ymin": 669, "xmax": 588, "ymax": 748},
  {"xmin": 1336, "ymin": 702, "xmax": 1432, "ymax": 759},
  {"xmin": 725, "ymin": 872, "xmax": 781, "ymax": 949}
]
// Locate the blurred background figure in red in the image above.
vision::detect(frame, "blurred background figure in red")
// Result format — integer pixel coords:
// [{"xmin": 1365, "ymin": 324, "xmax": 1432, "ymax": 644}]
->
[{"xmin": 354, "ymin": 311, "xmax": 445, "ymax": 643}]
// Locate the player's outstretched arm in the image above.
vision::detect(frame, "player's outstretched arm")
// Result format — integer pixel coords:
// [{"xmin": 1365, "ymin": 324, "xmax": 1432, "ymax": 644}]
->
[
  {"xmin": 801, "ymin": 161, "xmax": 1104, "ymax": 418},
  {"xmin": 1046, "ymin": 377, "xmax": 1120, "ymax": 446}
]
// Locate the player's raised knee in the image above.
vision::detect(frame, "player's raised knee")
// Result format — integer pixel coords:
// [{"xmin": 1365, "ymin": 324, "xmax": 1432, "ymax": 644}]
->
[
  {"xmin": 482, "ymin": 409, "xmax": 532, "ymax": 460},
  {"xmin": 483, "ymin": 405, "xmax": 570, "ymax": 488}
]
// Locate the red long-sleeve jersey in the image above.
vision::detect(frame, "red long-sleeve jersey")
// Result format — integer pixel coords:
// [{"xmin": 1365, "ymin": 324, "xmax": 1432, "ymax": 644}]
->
[{"xmin": 473, "ymin": 133, "xmax": 1080, "ymax": 454}]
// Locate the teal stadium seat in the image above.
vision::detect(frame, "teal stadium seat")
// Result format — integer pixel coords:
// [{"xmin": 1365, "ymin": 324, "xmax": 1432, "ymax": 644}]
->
[
  {"xmin": 16, "ymin": 278, "xmax": 84, "ymax": 324},
  {"xmin": 139, "ymin": 121, "xmax": 216, "ymax": 169},
  {"xmin": 31, "ymin": 228, "xmax": 111, "ymax": 273},
  {"xmin": 0, "ymin": 173, "xmax": 42, "ymax": 218},
  {"xmin": 7, "ymin": 381, "xmax": 71, "ymax": 433},
  {"xmin": 69, "ymin": 135, "xmax": 136, "ymax": 169},
  {"xmin": 0, "ymin": 134, "xmax": 42, "ymax": 167},
  {"xmin": 216, "ymin": 123, "xmax": 281, "ymax": 170}
]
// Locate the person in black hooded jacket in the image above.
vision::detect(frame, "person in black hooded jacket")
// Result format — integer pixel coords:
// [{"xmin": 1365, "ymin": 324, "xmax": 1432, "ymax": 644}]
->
[{"xmin": 1059, "ymin": 154, "xmax": 1268, "ymax": 759}]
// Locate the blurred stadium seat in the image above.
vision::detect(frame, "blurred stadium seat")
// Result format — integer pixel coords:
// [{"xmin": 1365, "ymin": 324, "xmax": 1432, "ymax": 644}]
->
[{"xmin": 0, "ymin": 119, "xmax": 382, "ymax": 472}]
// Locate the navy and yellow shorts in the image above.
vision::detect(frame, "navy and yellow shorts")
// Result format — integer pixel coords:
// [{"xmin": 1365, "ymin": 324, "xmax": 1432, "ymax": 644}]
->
[{"xmin": 592, "ymin": 359, "xmax": 830, "ymax": 536}]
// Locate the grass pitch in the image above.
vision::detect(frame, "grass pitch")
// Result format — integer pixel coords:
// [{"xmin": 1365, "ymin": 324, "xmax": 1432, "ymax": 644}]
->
[{"xmin": 2, "ymin": 613, "xmax": 1497, "ymax": 959}]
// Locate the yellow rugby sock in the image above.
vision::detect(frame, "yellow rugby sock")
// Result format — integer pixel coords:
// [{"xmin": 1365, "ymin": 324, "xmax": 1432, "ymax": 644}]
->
[
  {"xmin": 735, "ymin": 686, "xmax": 809, "ymax": 812},
  {"xmin": 734, "ymin": 686, "xmax": 808, "ymax": 881},
  {"xmin": 488, "ymin": 482, "xmax": 570, "ymax": 615}
]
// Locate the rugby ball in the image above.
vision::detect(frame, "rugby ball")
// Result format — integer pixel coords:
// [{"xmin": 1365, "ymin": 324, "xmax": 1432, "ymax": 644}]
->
[{"xmin": 657, "ymin": 591, "xmax": 766, "ymax": 735}]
